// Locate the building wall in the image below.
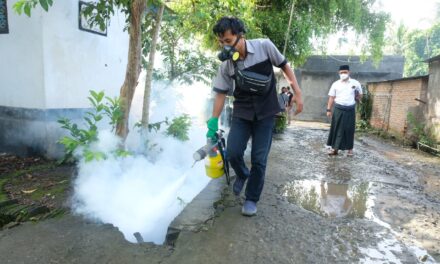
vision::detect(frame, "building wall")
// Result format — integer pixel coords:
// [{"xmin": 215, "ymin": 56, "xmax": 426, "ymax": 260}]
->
[
  {"xmin": 368, "ymin": 77, "xmax": 429, "ymax": 138},
  {"xmin": 427, "ymin": 60, "xmax": 440, "ymax": 141},
  {"xmin": 0, "ymin": 1, "xmax": 45, "ymax": 108},
  {"xmin": 0, "ymin": 1, "xmax": 129, "ymax": 157},
  {"xmin": 41, "ymin": 1, "xmax": 128, "ymax": 108},
  {"xmin": 277, "ymin": 56, "xmax": 405, "ymax": 122},
  {"xmin": 0, "ymin": 1, "xmax": 128, "ymax": 109}
]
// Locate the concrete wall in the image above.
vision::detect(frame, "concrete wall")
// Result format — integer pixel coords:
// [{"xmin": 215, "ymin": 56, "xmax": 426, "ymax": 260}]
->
[
  {"xmin": 368, "ymin": 77, "xmax": 429, "ymax": 138},
  {"xmin": 0, "ymin": 1, "xmax": 129, "ymax": 157},
  {"xmin": 277, "ymin": 55, "xmax": 405, "ymax": 122},
  {"xmin": 0, "ymin": 1, "xmax": 45, "ymax": 108},
  {"xmin": 427, "ymin": 59, "xmax": 440, "ymax": 141},
  {"xmin": 0, "ymin": 1, "xmax": 128, "ymax": 108}
]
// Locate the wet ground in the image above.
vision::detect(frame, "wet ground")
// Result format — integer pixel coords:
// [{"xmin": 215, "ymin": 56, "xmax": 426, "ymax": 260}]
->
[{"xmin": 1, "ymin": 122, "xmax": 439, "ymax": 263}]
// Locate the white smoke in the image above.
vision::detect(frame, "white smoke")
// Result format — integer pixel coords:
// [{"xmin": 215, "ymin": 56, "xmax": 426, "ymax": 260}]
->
[{"xmin": 72, "ymin": 73, "xmax": 213, "ymax": 244}]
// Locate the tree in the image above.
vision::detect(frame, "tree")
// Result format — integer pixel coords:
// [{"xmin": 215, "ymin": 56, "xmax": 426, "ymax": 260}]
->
[
  {"xmin": 141, "ymin": 3, "xmax": 164, "ymax": 129},
  {"xmin": 170, "ymin": 0, "xmax": 388, "ymax": 66},
  {"xmin": 404, "ymin": 23, "xmax": 440, "ymax": 77},
  {"xmin": 253, "ymin": 0, "xmax": 389, "ymax": 65}
]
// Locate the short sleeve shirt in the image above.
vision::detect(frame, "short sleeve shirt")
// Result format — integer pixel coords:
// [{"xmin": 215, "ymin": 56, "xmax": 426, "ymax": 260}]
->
[
  {"xmin": 213, "ymin": 39, "xmax": 288, "ymax": 121},
  {"xmin": 328, "ymin": 78, "xmax": 362, "ymax": 106}
]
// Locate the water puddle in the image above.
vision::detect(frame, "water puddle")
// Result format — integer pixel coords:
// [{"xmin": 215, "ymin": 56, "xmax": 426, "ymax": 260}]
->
[{"xmin": 280, "ymin": 180, "xmax": 370, "ymax": 218}]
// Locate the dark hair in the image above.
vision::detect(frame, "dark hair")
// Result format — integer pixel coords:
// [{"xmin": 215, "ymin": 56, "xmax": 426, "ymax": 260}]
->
[{"xmin": 213, "ymin": 16, "xmax": 247, "ymax": 37}]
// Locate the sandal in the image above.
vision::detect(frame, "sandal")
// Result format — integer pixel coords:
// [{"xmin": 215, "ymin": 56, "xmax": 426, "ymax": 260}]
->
[
  {"xmin": 347, "ymin": 151, "xmax": 354, "ymax": 156},
  {"xmin": 328, "ymin": 149, "xmax": 338, "ymax": 156}
]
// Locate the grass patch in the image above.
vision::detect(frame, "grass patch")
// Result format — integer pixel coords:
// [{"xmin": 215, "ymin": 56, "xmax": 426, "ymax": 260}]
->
[
  {"xmin": 0, "ymin": 178, "xmax": 8, "ymax": 202},
  {"xmin": 5, "ymin": 163, "xmax": 57, "ymax": 178},
  {"xmin": 29, "ymin": 181, "xmax": 70, "ymax": 201}
]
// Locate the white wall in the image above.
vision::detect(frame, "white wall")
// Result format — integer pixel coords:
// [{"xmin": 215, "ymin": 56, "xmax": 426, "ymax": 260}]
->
[
  {"xmin": 0, "ymin": 1, "xmax": 45, "ymax": 108},
  {"xmin": 0, "ymin": 0, "xmax": 129, "ymax": 109}
]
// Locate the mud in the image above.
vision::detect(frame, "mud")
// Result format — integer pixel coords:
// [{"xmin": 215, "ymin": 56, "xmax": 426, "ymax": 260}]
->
[{"xmin": 1, "ymin": 122, "xmax": 439, "ymax": 263}]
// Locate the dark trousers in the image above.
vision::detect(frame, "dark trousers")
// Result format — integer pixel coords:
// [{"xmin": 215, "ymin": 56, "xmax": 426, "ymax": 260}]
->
[
  {"xmin": 327, "ymin": 104, "xmax": 356, "ymax": 150},
  {"xmin": 227, "ymin": 116, "xmax": 275, "ymax": 202}
]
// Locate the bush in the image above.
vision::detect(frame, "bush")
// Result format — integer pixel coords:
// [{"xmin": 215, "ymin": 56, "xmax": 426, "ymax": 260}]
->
[
  {"xmin": 356, "ymin": 89, "xmax": 373, "ymax": 132},
  {"xmin": 406, "ymin": 112, "xmax": 436, "ymax": 147},
  {"xmin": 273, "ymin": 112, "xmax": 287, "ymax": 134},
  {"xmin": 166, "ymin": 114, "xmax": 191, "ymax": 141},
  {"xmin": 57, "ymin": 90, "xmax": 127, "ymax": 162}
]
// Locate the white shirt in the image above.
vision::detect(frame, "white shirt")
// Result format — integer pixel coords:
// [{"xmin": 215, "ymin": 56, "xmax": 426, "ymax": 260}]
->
[{"xmin": 328, "ymin": 78, "xmax": 362, "ymax": 106}]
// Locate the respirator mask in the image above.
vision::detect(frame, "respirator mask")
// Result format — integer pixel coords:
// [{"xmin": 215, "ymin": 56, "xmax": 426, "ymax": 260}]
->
[{"xmin": 217, "ymin": 34, "xmax": 241, "ymax": 62}]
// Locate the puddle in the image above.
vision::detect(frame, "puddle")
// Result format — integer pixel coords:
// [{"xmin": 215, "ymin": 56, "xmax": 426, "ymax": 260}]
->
[{"xmin": 280, "ymin": 180, "xmax": 370, "ymax": 218}]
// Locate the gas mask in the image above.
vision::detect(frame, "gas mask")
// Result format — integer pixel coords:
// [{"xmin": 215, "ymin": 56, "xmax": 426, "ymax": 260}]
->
[{"xmin": 217, "ymin": 35, "xmax": 241, "ymax": 62}]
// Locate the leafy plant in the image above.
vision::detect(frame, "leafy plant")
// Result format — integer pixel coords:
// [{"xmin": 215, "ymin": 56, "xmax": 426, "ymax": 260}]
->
[
  {"xmin": 58, "ymin": 90, "xmax": 125, "ymax": 162},
  {"xmin": 13, "ymin": 0, "xmax": 53, "ymax": 16},
  {"xmin": 407, "ymin": 112, "xmax": 436, "ymax": 147},
  {"xmin": 166, "ymin": 114, "xmax": 191, "ymax": 141},
  {"xmin": 274, "ymin": 113, "xmax": 287, "ymax": 134},
  {"xmin": 356, "ymin": 89, "xmax": 372, "ymax": 131}
]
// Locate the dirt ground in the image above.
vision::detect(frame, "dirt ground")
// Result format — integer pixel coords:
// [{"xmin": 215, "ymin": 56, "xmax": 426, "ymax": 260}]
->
[{"xmin": 1, "ymin": 122, "xmax": 439, "ymax": 263}]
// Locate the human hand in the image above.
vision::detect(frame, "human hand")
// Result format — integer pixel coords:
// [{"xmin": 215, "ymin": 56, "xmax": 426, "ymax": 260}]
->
[
  {"xmin": 326, "ymin": 111, "xmax": 332, "ymax": 118},
  {"xmin": 206, "ymin": 117, "xmax": 219, "ymax": 140}
]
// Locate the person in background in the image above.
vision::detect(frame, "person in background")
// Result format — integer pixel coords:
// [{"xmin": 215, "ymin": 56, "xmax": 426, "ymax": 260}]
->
[
  {"xmin": 326, "ymin": 65, "xmax": 362, "ymax": 156},
  {"xmin": 278, "ymin": 87, "xmax": 289, "ymax": 112},
  {"xmin": 286, "ymin": 86, "xmax": 294, "ymax": 125}
]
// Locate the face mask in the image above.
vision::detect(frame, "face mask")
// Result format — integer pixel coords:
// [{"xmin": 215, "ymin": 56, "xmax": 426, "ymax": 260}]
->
[
  {"xmin": 217, "ymin": 35, "xmax": 241, "ymax": 62},
  {"xmin": 339, "ymin": 73, "xmax": 349, "ymax": 80}
]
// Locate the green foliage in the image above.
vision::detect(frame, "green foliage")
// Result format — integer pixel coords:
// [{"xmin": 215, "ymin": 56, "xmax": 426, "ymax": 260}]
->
[
  {"xmin": 407, "ymin": 112, "xmax": 436, "ymax": 147},
  {"xmin": 58, "ymin": 90, "xmax": 125, "ymax": 162},
  {"xmin": 141, "ymin": 7, "xmax": 219, "ymax": 85},
  {"xmin": 403, "ymin": 22, "xmax": 440, "ymax": 77},
  {"xmin": 356, "ymin": 90, "xmax": 372, "ymax": 131},
  {"xmin": 13, "ymin": 0, "xmax": 53, "ymax": 16},
  {"xmin": 254, "ymin": 0, "xmax": 389, "ymax": 64},
  {"xmin": 134, "ymin": 119, "xmax": 169, "ymax": 133},
  {"xmin": 274, "ymin": 113, "xmax": 287, "ymax": 134},
  {"xmin": 80, "ymin": 0, "xmax": 133, "ymax": 32},
  {"xmin": 166, "ymin": 114, "xmax": 192, "ymax": 141},
  {"xmin": 135, "ymin": 114, "xmax": 191, "ymax": 142},
  {"xmin": 170, "ymin": 0, "xmax": 388, "ymax": 66}
]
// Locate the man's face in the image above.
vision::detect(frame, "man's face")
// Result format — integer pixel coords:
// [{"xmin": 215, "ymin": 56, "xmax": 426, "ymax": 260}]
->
[
  {"xmin": 217, "ymin": 30, "xmax": 242, "ymax": 49},
  {"xmin": 339, "ymin": 70, "xmax": 350, "ymax": 80}
]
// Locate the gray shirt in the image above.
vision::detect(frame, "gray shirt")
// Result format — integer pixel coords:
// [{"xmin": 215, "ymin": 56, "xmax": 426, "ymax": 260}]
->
[{"xmin": 213, "ymin": 39, "xmax": 288, "ymax": 121}]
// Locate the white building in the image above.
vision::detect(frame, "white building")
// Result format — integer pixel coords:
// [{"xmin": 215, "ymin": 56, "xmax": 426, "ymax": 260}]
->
[{"xmin": 0, "ymin": 0, "xmax": 129, "ymax": 157}]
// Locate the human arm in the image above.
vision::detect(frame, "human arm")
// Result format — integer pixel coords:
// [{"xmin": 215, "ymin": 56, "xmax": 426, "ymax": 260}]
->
[{"xmin": 327, "ymin": 96, "xmax": 335, "ymax": 118}]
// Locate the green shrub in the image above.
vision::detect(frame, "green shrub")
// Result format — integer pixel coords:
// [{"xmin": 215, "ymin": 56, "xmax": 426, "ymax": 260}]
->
[
  {"xmin": 407, "ymin": 112, "xmax": 436, "ymax": 147},
  {"xmin": 166, "ymin": 114, "xmax": 191, "ymax": 141},
  {"xmin": 58, "ymin": 90, "xmax": 127, "ymax": 162},
  {"xmin": 274, "ymin": 113, "xmax": 287, "ymax": 134}
]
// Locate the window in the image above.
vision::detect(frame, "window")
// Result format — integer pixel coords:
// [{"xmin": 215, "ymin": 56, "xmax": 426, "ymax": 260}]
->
[
  {"xmin": 78, "ymin": 1, "xmax": 107, "ymax": 36},
  {"xmin": 0, "ymin": 0, "xmax": 9, "ymax": 34}
]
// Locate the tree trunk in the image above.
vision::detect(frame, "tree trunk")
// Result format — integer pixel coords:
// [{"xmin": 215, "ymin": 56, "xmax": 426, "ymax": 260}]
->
[
  {"xmin": 116, "ymin": 0, "xmax": 146, "ymax": 140},
  {"xmin": 141, "ymin": 3, "xmax": 165, "ymax": 128}
]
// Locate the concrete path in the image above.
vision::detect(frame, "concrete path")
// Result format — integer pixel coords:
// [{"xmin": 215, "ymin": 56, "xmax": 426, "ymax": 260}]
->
[{"xmin": 1, "ymin": 122, "xmax": 439, "ymax": 263}]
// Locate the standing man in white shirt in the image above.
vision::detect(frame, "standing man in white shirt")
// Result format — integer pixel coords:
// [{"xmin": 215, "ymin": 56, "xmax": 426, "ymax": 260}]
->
[{"xmin": 326, "ymin": 65, "xmax": 362, "ymax": 156}]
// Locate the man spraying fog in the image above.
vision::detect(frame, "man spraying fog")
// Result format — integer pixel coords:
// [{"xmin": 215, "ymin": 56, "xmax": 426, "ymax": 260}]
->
[{"xmin": 206, "ymin": 17, "xmax": 303, "ymax": 216}]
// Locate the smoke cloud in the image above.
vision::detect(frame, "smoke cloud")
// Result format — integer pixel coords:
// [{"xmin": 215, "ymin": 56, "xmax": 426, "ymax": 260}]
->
[{"xmin": 72, "ymin": 74, "xmax": 213, "ymax": 244}]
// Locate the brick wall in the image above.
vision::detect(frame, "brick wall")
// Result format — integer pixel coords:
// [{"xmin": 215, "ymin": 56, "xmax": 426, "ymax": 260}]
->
[{"xmin": 368, "ymin": 76, "xmax": 429, "ymax": 138}]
